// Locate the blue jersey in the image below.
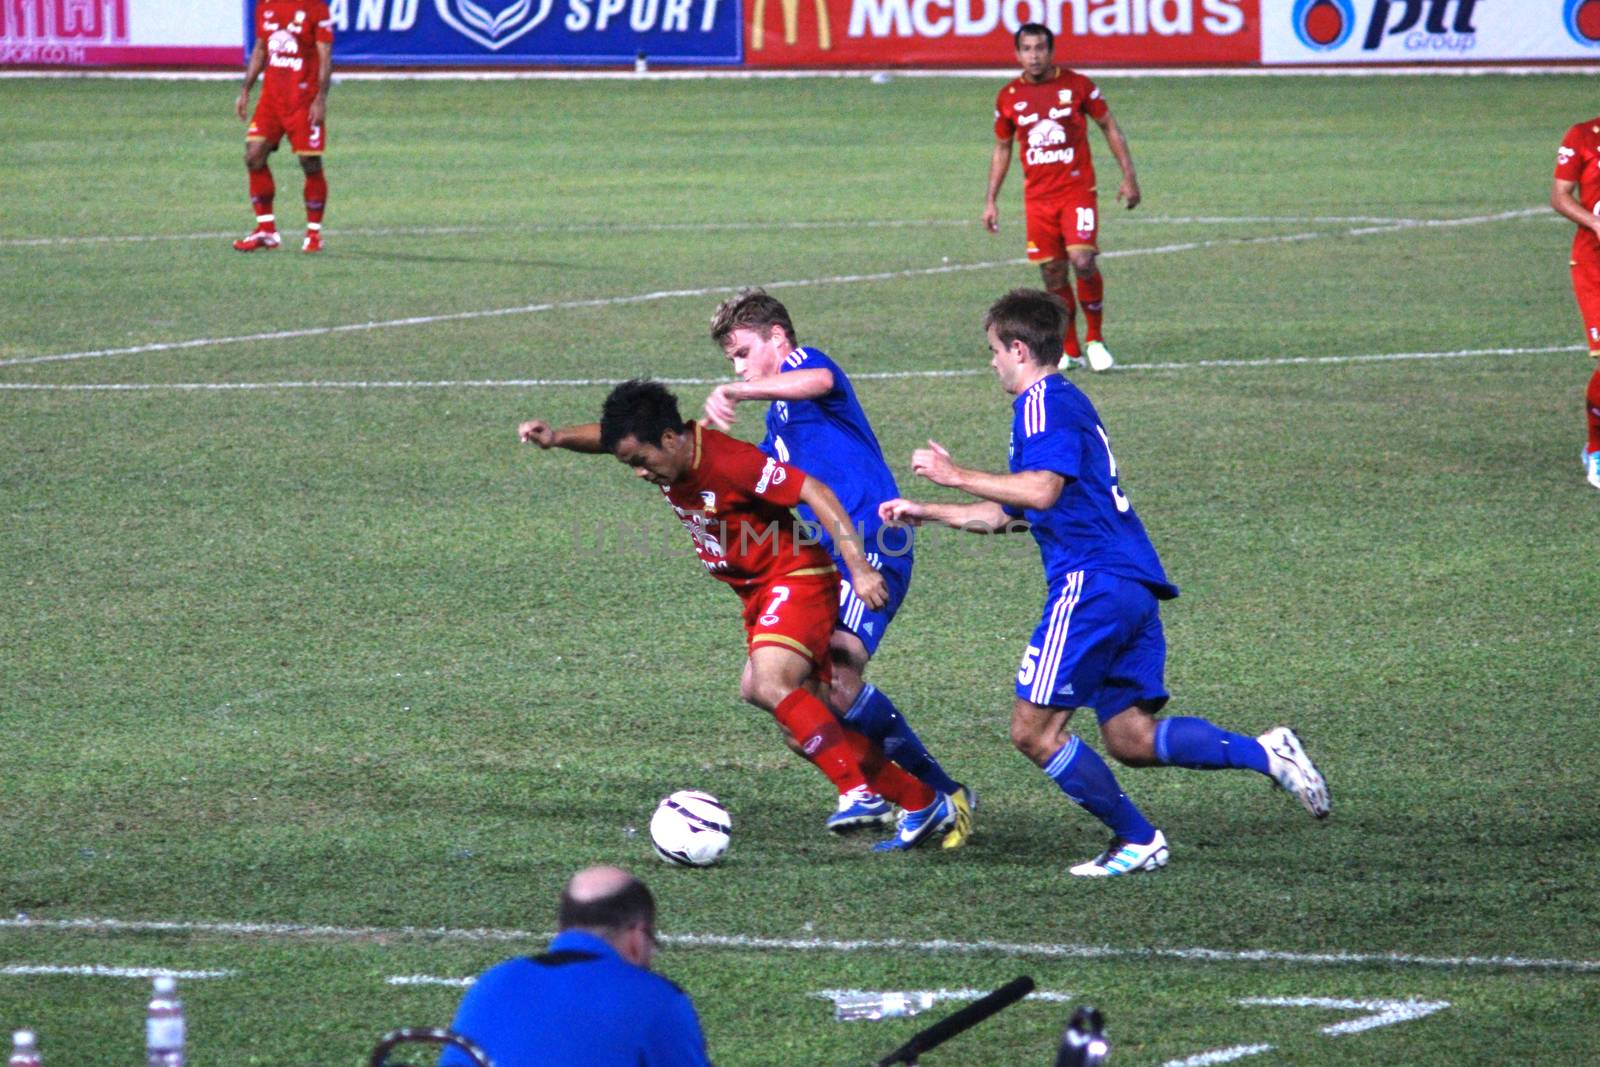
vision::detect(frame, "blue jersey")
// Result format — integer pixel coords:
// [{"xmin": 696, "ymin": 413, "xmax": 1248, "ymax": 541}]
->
[
  {"xmin": 1004, "ymin": 374, "xmax": 1178, "ymax": 599},
  {"xmin": 759, "ymin": 346, "xmax": 909, "ymax": 562}
]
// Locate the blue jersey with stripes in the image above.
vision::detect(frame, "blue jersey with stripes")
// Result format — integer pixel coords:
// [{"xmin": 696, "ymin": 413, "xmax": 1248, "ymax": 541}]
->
[
  {"xmin": 759, "ymin": 346, "xmax": 910, "ymax": 562},
  {"xmin": 1005, "ymin": 373, "xmax": 1178, "ymax": 599}
]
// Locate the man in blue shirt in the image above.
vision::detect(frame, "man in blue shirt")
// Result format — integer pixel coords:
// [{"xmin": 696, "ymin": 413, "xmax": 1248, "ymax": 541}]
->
[
  {"xmin": 880, "ymin": 289, "xmax": 1329, "ymax": 876},
  {"xmin": 441, "ymin": 866, "xmax": 711, "ymax": 1067},
  {"xmin": 704, "ymin": 289, "xmax": 972, "ymax": 851}
]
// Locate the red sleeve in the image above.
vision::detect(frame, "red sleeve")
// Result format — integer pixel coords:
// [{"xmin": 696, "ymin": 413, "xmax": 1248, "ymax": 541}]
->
[
  {"xmin": 709, "ymin": 431, "xmax": 808, "ymax": 509},
  {"xmin": 1556, "ymin": 124, "xmax": 1586, "ymax": 181},
  {"xmin": 314, "ymin": 1, "xmax": 334, "ymax": 42},
  {"xmin": 1081, "ymin": 75, "xmax": 1109, "ymax": 121},
  {"xmin": 994, "ymin": 85, "xmax": 1015, "ymax": 142}
]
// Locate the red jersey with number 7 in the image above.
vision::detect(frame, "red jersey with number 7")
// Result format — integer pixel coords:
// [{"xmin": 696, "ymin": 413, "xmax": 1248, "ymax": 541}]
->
[
  {"xmin": 256, "ymin": 1, "xmax": 333, "ymax": 108},
  {"xmin": 661, "ymin": 422, "xmax": 837, "ymax": 589},
  {"xmin": 994, "ymin": 69, "xmax": 1108, "ymax": 204}
]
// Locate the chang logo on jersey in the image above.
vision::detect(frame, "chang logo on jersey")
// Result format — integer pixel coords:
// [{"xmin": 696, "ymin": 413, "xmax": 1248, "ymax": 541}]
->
[
  {"xmin": 267, "ymin": 27, "xmax": 304, "ymax": 70},
  {"xmin": 1025, "ymin": 118, "xmax": 1075, "ymax": 167},
  {"xmin": 1566, "ymin": 0, "xmax": 1600, "ymax": 47},
  {"xmin": 1291, "ymin": 0, "xmax": 1355, "ymax": 49},
  {"xmin": 433, "ymin": 0, "xmax": 553, "ymax": 50}
]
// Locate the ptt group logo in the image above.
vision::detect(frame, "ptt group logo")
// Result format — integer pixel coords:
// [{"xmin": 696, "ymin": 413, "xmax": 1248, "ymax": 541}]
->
[
  {"xmin": 1566, "ymin": 0, "xmax": 1600, "ymax": 47},
  {"xmin": 1292, "ymin": 0, "xmax": 1355, "ymax": 50}
]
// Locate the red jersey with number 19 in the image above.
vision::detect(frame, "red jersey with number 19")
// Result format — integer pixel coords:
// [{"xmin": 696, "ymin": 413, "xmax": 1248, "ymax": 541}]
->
[
  {"xmin": 256, "ymin": 1, "xmax": 333, "ymax": 109},
  {"xmin": 661, "ymin": 422, "xmax": 837, "ymax": 589},
  {"xmin": 994, "ymin": 68, "xmax": 1108, "ymax": 204}
]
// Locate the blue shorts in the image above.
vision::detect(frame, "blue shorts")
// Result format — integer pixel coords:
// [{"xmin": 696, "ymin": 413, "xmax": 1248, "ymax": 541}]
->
[
  {"xmin": 833, "ymin": 549, "xmax": 911, "ymax": 657},
  {"xmin": 1015, "ymin": 571, "xmax": 1169, "ymax": 722}
]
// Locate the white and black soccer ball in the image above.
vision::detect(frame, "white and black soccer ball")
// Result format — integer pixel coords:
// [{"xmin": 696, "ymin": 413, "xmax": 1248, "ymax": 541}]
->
[{"xmin": 649, "ymin": 790, "xmax": 731, "ymax": 868}]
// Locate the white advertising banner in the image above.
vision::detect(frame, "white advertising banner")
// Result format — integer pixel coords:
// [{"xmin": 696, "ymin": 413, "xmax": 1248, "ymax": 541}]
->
[
  {"xmin": 2, "ymin": 1, "xmax": 241, "ymax": 66},
  {"xmin": 1261, "ymin": 0, "xmax": 1600, "ymax": 64}
]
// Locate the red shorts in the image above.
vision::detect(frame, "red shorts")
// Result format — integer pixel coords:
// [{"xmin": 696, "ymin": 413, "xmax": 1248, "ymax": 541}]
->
[
  {"xmin": 248, "ymin": 95, "xmax": 325, "ymax": 155},
  {"xmin": 1571, "ymin": 238, "xmax": 1600, "ymax": 356},
  {"xmin": 738, "ymin": 571, "xmax": 837, "ymax": 685},
  {"xmin": 1026, "ymin": 189, "xmax": 1098, "ymax": 262}
]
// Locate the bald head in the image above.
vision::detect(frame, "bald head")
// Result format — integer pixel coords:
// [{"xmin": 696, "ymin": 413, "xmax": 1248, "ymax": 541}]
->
[{"xmin": 558, "ymin": 865, "xmax": 656, "ymax": 935}]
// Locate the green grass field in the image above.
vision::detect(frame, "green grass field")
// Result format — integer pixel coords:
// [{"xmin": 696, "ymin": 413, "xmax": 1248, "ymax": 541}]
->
[{"xmin": 2, "ymin": 72, "xmax": 1598, "ymax": 1065}]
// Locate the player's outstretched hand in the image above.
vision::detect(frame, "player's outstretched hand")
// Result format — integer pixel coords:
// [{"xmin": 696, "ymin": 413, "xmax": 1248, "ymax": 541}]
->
[
  {"xmin": 982, "ymin": 203, "xmax": 1000, "ymax": 234},
  {"xmin": 879, "ymin": 498, "xmax": 926, "ymax": 526},
  {"xmin": 703, "ymin": 385, "xmax": 738, "ymax": 431},
  {"xmin": 1118, "ymin": 176, "xmax": 1141, "ymax": 210},
  {"xmin": 850, "ymin": 565, "xmax": 890, "ymax": 611},
  {"xmin": 911, "ymin": 440, "xmax": 960, "ymax": 487},
  {"xmin": 519, "ymin": 420, "xmax": 557, "ymax": 447}
]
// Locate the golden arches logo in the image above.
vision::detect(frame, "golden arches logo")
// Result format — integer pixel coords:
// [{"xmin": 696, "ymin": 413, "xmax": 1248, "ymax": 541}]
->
[{"xmin": 749, "ymin": 0, "xmax": 831, "ymax": 50}]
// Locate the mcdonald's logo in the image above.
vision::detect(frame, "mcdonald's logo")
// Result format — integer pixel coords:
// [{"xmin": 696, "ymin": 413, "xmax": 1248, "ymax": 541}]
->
[{"xmin": 749, "ymin": 0, "xmax": 831, "ymax": 49}]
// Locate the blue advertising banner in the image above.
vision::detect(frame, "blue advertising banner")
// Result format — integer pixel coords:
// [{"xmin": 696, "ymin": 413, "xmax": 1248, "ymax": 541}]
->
[{"xmin": 313, "ymin": 0, "xmax": 741, "ymax": 65}]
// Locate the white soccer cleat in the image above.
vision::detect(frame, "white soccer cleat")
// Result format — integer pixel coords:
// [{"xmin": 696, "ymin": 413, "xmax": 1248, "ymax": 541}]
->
[
  {"xmin": 1259, "ymin": 726, "xmax": 1331, "ymax": 819},
  {"xmin": 1069, "ymin": 830, "xmax": 1169, "ymax": 877},
  {"xmin": 1084, "ymin": 340, "xmax": 1115, "ymax": 372},
  {"xmin": 1585, "ymin": 449, "xmax": 1600, "ymax": 490},
  {"xmin": 1063, "ymin": 354, "xmax": 1085, "ymax": 371}
]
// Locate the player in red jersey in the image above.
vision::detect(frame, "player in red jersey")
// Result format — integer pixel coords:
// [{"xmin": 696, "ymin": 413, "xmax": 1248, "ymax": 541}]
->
[
  {"xmin": 1551, "ymin": 115, "xmax": 1600, "ymax": 491},
  {"xmin": 518, "ymin": 380, "xmax": 959, "ymax": 851},
  {"xmin": 233, "ymin": 1, "xmax": 334, "ymax": 254},
  {"xmin": 984, "ymin": 22, "xmax": 1140, "ymax": 373}
]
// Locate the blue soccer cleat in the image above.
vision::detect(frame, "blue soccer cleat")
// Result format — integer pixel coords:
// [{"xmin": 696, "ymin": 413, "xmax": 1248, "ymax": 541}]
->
[
  {"xmin": 871, "ymin": 792, "xmax": 956, "ymax": 852},
  {"xmin": 826, "ymin": 785, "xmax": 895, "ymax": 835},
  {"xmin": 1585, "ymin": 449, "xmax": 1600, "ymax": 490}
]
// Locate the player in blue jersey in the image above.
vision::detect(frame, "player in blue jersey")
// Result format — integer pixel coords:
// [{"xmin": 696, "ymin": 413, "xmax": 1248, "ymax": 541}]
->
[
  {"xmin": 704, "ymin": 289, "xmax": 975, "ymax": 850},
  {"xmin": 880, "ymin": 288, "xmax": 1329, "ymax": 876}
]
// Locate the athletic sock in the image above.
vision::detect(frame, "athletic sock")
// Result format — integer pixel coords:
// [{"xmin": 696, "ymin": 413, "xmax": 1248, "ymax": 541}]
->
[
  {"xmin": 842, "ymin": 684, "xmax": 962, "ymax": 795},
  {"xmin": 304, "ymin": 171, "xmax": 327, "ymax": 228},
  {"xmin": 1587, "ymin": 364, "xmax": 1600, "ymax": 454},
  {"xmin": 1050, "ymin": 285, "xmax": 1082, "ymax": 358},
  {"xmin": 772, "ymin": 689, "xmax": 866, "ymax": 793},
  {"xmin": 248, "ymin": 167, "xmax": 276, "ymax": 232},
  {"xmin": 1044, "ymin": 736, "xmax": 1156, "ymax": 845},
  {"xmin": 1076, "ymin": 272, "xmax": 1105, "ymax": 343},
  {"xmin": 845, "ymin": 730, "xmax": 936, "ymax": 812},
  {"xmin": 1153, "ymin": 716, "xmax": 1271, "ymax": 775}
]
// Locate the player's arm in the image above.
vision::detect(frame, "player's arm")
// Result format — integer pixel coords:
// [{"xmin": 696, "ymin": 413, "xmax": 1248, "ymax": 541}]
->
[
  {"xmin": 983, "ymin": 137, "xmax": 1013, "ymax": 233},
  {"xmin": 1092, "ymin": 110, "xmax": 1141, "ymax": 209},
  {"xmin": 518, "ymin": 419, "xmax": 605, "ymax": 453},
  {"xmin": 798, "ymin": 475, "xmax": 889, "ymax": 610},
  {"xmin": 1552, "ymin": 177, "xmax": 1600, "ymax": 237},
  {"xmin": 880, "ymin": 497, "xmax": 1014, "ymax": 533},
  {"xmin": 309, "ymin": 39, "xmax": 332, "ymax": 127},
  {"xmin": 703, "ymin": 369, "xmax": 833, "ymax": 430},
  {"xmin": 912, "ymin": 439, "xmax": 1065, "ymax": 511},
  {"xmin": 236, "ymin": 37, "xmax": 267, "ymax": 121}
]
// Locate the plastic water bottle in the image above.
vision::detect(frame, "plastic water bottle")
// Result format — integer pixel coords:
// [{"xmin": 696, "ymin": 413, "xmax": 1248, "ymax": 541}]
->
[
  {"xmin": 634, "ymin": 50, "xmax": 648, "ymax": 73},
  {"xmin": 832, "ymin": 991, "xmax": 935, "ymax": 1021},
  {"xmin": 8, "ymin": 1030, "xmax": 41, "ymax": 1067},
  {"xmin": 145, "ymin": 976, "xmax": 185, "ymax": 1067}
]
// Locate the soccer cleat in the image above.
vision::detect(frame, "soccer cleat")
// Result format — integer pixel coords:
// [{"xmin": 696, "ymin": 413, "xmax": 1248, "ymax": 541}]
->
[
  {"xmin": 941, "ymin": 784, "xmax": 978, "ymax": 850},
  {"xmin": 232, "ymin": 229, "xmax": 280, "ymax": 252},
  {"xmin": 1068, "ymin": 830, "xmax": 1169, "ymax": 877},
  {"xmin": 301, "ymin": 229, "xmax": 323, "ymax": 254},
  {"xmin": 871, "ymin": 792, "xmax": 956, "ymax": 852},
  {"xmin": 1063, "ymin": 353, "xmax": 1085, "ymax": 371},
  {"xmin": 1585, "ymin": 449, "xmax": 1600, "ymax": 490},
  {"xmin": 1085, "ymin": 340, "xmax": 1115, "ymax": 372},
  {"xmin": 826, "ymin": 785, "xmax": 895, "ymax": 834},
  {"xmin": 1258, "ymin": 726, "xmax": 1331, "ymax": 819}
]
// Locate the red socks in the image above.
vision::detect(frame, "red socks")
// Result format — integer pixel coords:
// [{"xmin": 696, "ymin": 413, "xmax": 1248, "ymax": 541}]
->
[
  {"xmin": 1050, "ymin": 285, "xmax": 1081, "ymax": 358},
  {"xmin": 844, "ymin": 730, "xmax": 936, "ymax": 812},
  {"xmin": 1076, "ymin": 271, "xmax": 1105, "ymax": 344},
  {"xmin": 1587, "ymin": 364, "xmax": 1600, "ymax": 454},
  {"xmin": 248, "ymin": 167, "xmax": 276, "ymax": 233},
  {"xmin": 773, "ymin": 690, "xmax": 867, "ymax": 793},
  {"xmin": 304, "ymin": 171, "xmax": 327, "ymax": 229}
]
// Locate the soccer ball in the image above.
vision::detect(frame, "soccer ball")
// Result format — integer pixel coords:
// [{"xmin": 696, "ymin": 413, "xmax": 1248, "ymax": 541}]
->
[{"xmin": 649, "ymin": 790, "xmax": 731, "ymax": 867}]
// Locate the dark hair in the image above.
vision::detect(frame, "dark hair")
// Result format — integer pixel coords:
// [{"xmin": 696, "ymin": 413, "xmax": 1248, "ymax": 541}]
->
[
  {"xmin": 984, "ymin": 288, "xmax": 1068, "ymax": 366},
  {"xmin": 1014, "ymin": 22, "xmax": 1052, "ymax": 49},
  {"xmin": 558, "ymin": 876, "xmax": 656, "ymax": 933},
  {"xmin": 709, "ymin": 288, "xmax": 799, "ymax": 347},
  {"xmin": 599, "ymin": 379, "xmax": 688, "ymax": 452}
]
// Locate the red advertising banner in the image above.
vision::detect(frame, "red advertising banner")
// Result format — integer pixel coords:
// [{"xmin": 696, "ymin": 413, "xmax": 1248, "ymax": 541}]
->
[
  {"xmin": 2, "ymin": 1, "xmax": 238, "ymax": 67},
  {"xmin": 744, "ymin": 0, "xmax": 1260, "ymax": 67}
]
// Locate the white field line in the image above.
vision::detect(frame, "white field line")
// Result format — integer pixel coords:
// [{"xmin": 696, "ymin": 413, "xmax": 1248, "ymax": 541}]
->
[
  {"xmin": 1240, "ymin": 996, "xmax": 1451, "ymax": 1037},
  {"xmin": 0, "ymin": 343, "xmax": 1580, "ymax": 394},
  {"xmin": 1159, "ymin": 1045, "xmax": 1276, "ymax": 1067},
  {"xmin": 0, "ymin": 964, "xmax": 234, "ymax": 979},
  {"xmin": 815, "ymin": 986, "xmax": 1077, "ymax": 1004},
  {"xmin": 0, "ymin": 208, "xmax": 1543, "ymax": 371},
  {"xmin": 3, "ymin": 916, "xmax": 1597, "ymax": 973},
  {"xmin": 388, "ymin": 974, "xmax": 474, "ymax": 988}
]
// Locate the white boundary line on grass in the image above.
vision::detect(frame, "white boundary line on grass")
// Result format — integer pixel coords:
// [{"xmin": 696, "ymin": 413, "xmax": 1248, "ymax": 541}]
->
[
  {"xmin": 0, "ymin": 964, "xmax": 234, "ymax": 979},
  {"xmin": 0, "ymin": 343, "xmax": 1581, "ymax": 393},
  {"xmin": 3, "ymin": 916, "xmax": 1597, "ymax": 973},
  {"xmin": 1160, "ymin": 1046, "xmax": 1276, "ymax": 1067},
  {"xmin": 0, "ymin": 208, "xmax": 1545, "ymax": 371}
]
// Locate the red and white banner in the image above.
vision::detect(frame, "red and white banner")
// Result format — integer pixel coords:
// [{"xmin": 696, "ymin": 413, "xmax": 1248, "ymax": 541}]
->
[
  {"xmin": 1, "ymin": 0, "xmax": 239, "ymax": 66},
  {"xmin": 743, "ymin": 0, "xmax": 1260, "ymax": 67}
]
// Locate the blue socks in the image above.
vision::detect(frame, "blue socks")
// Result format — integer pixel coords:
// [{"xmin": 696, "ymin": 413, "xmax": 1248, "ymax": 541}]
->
[
  {"xmin": 842, "ymin": 684, "xmax": 963, "ymax": 796},
  {"xmin": 1153, "ymin": 716, "xmax": 1271, "ymax": 775},
  {"xmin": 1045, "ymin": 736, "xmax": 1156, "ymax": 845}
]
